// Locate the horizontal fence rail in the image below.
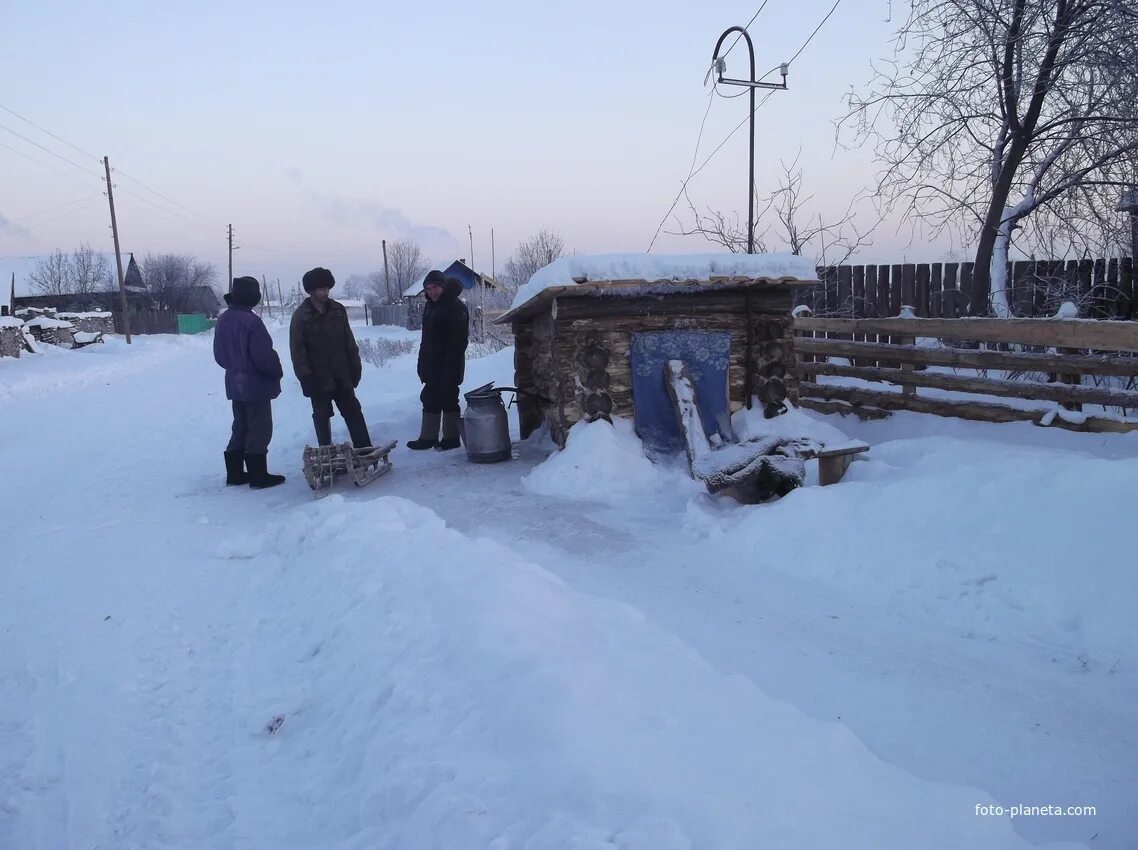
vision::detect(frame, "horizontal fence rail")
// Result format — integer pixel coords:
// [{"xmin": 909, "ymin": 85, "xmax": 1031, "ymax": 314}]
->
[{"xmin": 792, "ymin": 314, "xmax": 1138, "ymax": 434}]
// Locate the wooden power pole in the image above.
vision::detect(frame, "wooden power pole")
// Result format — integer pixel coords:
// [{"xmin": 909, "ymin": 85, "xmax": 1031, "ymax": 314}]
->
[
  {"xmin": 227, "ymin": 224, "xmax": 234, "ymax": 292},
  {"xmin": 382, "ymin": 239, "xmax": 391, "ymax": 302},
  {"xmin": 103, "ymin": 156, "xmax": 132, "ymax": 344}
]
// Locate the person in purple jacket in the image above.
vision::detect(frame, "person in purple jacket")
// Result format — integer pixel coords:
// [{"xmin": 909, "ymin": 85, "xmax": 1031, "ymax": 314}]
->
[{"xmin": 213, "ymin": 276, "xmax": 286, "ymax": 489}]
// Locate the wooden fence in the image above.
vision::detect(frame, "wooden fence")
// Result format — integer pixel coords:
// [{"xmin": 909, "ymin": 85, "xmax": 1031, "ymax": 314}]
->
[
  {"xmin": 802, "ymin": 258, "xmax": 1136, "ymax": 320},
  {"xmin": 370, "ymin": 304, "xmax": 409, "ymax": 328},
  {"xmin": 793, "ymin": 314, "xmax": 1138, "ymax": 433},
  {"xmin": 112, "ymin": 308, "xmax": 178, "ymax": 335}
]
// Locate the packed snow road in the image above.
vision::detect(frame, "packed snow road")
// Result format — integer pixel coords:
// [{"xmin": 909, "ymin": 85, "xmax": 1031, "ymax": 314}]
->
[{"xmin": 1, "ymin": 328, "xmax": 1134, "ymax": 849}]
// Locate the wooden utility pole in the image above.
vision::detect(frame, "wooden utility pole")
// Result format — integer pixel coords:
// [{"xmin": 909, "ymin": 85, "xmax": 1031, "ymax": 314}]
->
[
  {"xmin": 9, "ymin": 272, "xmax": 14, "ymax": 316},
  {"xmin": 381, "ymin": 239, "xmax": 391, "ymax": 303},
  {"xmin": 103, "ymin": 156, "xmax": 132, "ymax": 344},
  {"xmin": 277, "ymin": 279, "xmax": 284, "ymax": 312},
  {"xmin": 227, "ymin": 224, "xmax": 234, "ymax": 292},
  {"xmin": 261, "ymin": 274, "xmax": 270, "ymax": 318}
]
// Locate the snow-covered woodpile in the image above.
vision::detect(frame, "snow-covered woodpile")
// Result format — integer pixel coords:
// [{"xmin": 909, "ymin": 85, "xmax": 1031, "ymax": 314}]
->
[
  {"xmin": 56, "ymin": 311, "xmax": 114, "ymax": 334},
  {"xmin": 0, "ymin": 316, "xmax": 28, "ymax": 358},
  {"xmin": 24, "ymin": 316, "xmax": 76, "ymax": 348},
  {"xmin": 499, "ymin": 254, "xmax": 819, "ymax": 446}
]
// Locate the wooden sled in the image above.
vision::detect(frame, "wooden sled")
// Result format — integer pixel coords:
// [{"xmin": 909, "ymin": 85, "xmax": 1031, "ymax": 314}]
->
[{"xmin": 302, "ymin": 440, "xmax": 397, "ymax": 498}]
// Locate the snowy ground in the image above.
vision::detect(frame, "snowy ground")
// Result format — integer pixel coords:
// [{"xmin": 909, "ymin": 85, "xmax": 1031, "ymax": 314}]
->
[{"xmin": 1, "ymin": 325, "xmax": 1134, "ymax": 849}]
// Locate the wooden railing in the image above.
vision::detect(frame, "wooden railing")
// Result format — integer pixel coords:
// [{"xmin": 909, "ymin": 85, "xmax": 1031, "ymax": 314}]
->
[{"xmin": 793, "ymin": 315, "xmax": 1138, "ymax": 433}]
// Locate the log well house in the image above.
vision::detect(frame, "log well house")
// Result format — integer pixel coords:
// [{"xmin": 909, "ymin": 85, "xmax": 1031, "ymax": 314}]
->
[{"xmin": 497, "ymin": 254, "xmax": 819, "ymax": 452}]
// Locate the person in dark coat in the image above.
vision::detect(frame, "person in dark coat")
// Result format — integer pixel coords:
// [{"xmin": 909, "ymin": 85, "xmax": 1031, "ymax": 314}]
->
[
  {"xmin": 408, "ymin": 270, "xmax": 469, "ymax": 450},
  {"xmin": 212, "ymin": 276, "xmax": 286, "ymax": 489},
  {"xmin": 290, "ymin": 267, "xmax": 372, "ymax": 448}
]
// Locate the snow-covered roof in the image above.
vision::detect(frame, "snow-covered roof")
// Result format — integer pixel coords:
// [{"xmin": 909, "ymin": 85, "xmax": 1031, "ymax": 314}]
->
[
  {"xmin": 338, "ymin": 298, "xmax": 366, "ymax": 308},
  {"xmin": 503, "ymin": 252, "xmax": 819, "ymax": 321},
  {"xmin": 56, "ymin": 311, "xmax": 112, "ymax": 319},
  {"xmin": 0, "ymin": 316, "xmax": 24, "ymax": 328},
  {"xmin": 403, "ymin": 275, "xmax": 428, "ymax": 299}
]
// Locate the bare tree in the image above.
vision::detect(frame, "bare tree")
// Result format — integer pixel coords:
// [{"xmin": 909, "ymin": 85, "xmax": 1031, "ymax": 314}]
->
[
  {"xmin": 70, "ymin": 244, "xmax": 114, "ymax": 294},
  {"xmin": 378, "ymin": 239, "xmax": 430, "ymax": 302},
  {"xmin": 28, "ymin": 244, "xmax": 113, "ymax": 296},
  {"xmin": 342, "ymin": 273, "xmax": 371, "ymax": 301},
  {"xmin": 498, "ymin": 229, "xmax": 566, "ymax": 294},
  {"xmin": 27, "ymin": 250, "xmax": 71, "ymax": 296},
  {"xmin": 141, "ymin": 253, "xmax": 218, "ymax": 311},
  {"xmin": 668, "ymin": 159, "xmax": 876, "ymax": 265},
  {"xmin": 843, "ymin": 0, "xmax": 1138, "ymax": 316}
]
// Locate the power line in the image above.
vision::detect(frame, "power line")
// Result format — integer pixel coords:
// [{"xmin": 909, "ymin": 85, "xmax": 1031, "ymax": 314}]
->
[
  {"xmin": 0, "ymin": 102, "xmax": 101, "ymax": 162},
  {"xmin": 0, "ymin": 122, "xmax": 104, "ymax": 180},
  {"xmin": 0, "ymin": 194, "xmax": 103, "ymax": 227},
  {"xmin": 787, "ymin": 0, "xmax": 841, "ymax": 66},
  {"xmin": 720, "ymin": 0, "xmax": 772, "ymax": 63},
  {"xmin": 0, "ymin": 200, "xmax": 101, "ymax": 240},
  {"xmin": 114, "ymin": 169, "xmax": 219, "ymax": 223},
  {"xmin": 649, "ymin": 0, "xmax": 844, "ymax": 251},
  {"xmin": 0, "ymin": 140, "xmax": 104, "ymax": 190}
]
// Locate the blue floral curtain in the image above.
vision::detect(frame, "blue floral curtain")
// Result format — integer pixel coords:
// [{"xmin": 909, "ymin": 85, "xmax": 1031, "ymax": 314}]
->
[{"xmin": 630, "ymin": 330, "xmax": 732, "ymax": 454}]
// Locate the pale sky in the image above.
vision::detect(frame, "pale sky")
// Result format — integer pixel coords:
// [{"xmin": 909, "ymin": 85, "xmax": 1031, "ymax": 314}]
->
[{"xmin": 1, "ymin": 0, "xmax": 927, "ymax": 295}]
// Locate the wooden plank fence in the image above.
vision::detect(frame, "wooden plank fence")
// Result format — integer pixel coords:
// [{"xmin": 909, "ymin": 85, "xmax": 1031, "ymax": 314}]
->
[
  {"xmin": 112, "ymin": 308, "xmax": 178, "ymax": 335},
  {"xmin": 369, "ymin": 304, "xmax": 409, "ymax": 328},
  {"xmin": 792, "ymin": 314, "xmax": 1138, "ymax": 433},
  {"xmin": 802, "ymin": 258, "xmax": 1135, "ymax": 320}
]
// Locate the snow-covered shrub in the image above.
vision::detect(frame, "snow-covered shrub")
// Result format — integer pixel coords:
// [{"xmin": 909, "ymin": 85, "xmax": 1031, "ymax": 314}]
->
[{"xmin": 358, "ymin": 337, "xmax": 415, "ymax": 367}]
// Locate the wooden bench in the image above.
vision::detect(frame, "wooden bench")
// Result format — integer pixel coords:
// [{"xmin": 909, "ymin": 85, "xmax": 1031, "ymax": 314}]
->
[{"xmin": 815, "ymin": 440, "xmax": 870, "ymax": 485}]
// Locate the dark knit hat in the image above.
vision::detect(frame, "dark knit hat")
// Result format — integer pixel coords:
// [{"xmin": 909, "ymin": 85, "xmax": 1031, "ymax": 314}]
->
[
  {"xmin": 225, "ymin": 276, "xmax": 261, "ymax": 307},
  {"xmin": 302, "ymin": 267, "xmax": 335, "ymax": 293},
  {"xmin": 423, "ymin": 269, "xmax": 446, "ymax": 288}
]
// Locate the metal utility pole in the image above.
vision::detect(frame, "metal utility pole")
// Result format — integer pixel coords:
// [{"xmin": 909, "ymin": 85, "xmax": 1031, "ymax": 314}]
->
[
  {"xmin": 709, "ymin": 28, "xmax": 788, "ymax": 253},
  {"xmin": 381, "ymin": 239, "xmax": 391, "ymax": 303},
  {"xmin": 103, "ymin": 156, "xmax": 132, "ymax": 343}
]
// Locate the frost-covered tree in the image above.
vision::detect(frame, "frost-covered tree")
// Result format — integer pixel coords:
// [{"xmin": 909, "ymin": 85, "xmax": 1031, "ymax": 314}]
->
[
  {"xmin": 499, "ymin": 229, "xmax": 566, "ymax": 294},
  {"xmin": 843, "ymin": 0, "xmax": 1138, "ymax": 316}
]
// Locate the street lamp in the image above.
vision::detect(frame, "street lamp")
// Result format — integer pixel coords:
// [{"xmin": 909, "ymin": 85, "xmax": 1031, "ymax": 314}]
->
[{"xmin": 709, "ymin": 27, "xmax": 788, "ymax": 254}]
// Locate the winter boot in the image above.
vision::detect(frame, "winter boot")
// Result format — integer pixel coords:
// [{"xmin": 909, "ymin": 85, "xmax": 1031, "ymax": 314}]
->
[
  {"xmin": 436, "ymin": 411, "xmax": 462, "ymax": 451},
  {"xmin": 245, "ymin": 453, "xmax": 286, "ymax": 489},
  {"xmin": 224, "ymin": 451, "xmax": 249, "ymax": 486},
  {"xmin": 407, "ymin": 412, "xmax": 441, "ymax": 450}
]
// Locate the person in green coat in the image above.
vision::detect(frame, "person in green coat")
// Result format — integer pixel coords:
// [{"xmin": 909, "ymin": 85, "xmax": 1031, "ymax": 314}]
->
[{"xmin": 289, "ymin": 267, "xmax": 372, "ymax": 448}]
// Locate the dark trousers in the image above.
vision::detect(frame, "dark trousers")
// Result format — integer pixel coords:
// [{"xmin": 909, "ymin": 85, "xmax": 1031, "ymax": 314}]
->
[
  {"xmin": 227, "ymin": 400, "xmax": 273, "ymax": 454},
  {"xmin": 421, "ymin": 382, "xmax": 460, "ymax": 414},
  {"xmin": 311, "ymin": 386, "xmax": 372, "ymax": 447}
]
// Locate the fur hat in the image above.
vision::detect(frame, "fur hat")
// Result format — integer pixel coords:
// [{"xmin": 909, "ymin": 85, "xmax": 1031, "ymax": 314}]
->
[
  {"xmin": 224, "ymin": 276, "xmax": 261, "ymax": 307},
  {"xmin": 302, "ymin": 267, "xmax": 335, "ymax": 293},
  {"xmin": 423, "ymin": 269, "xmax": 446, "ymax": 289}
]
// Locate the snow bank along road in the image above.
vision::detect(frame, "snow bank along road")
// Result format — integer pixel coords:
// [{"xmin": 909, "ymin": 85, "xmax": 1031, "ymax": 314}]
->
[{"xmin": 1, "ymin": 329, "xmax": 1133, "ymax": 849}]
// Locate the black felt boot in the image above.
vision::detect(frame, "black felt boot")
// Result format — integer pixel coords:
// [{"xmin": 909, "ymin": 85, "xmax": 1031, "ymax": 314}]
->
[
  {"xmin": 245, "ymin": 453, "xmax": 285, "ymax": 489},
  {"xmin": 407, "ymin": 412, "xmax": 441, "ymax": 450},
  {"xmin": 224, "ymin": 451, "xmax": 249, "ymax": 486}
]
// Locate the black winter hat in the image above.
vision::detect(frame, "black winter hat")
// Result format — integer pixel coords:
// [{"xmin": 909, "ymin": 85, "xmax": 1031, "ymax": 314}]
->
[
  {"xmin": 225, "ymin": 276, "xmax": 261, "ymax": 307},
  {"xmin": 423, "ymin": 269, "xmax": 446, "ymax": 288},
  {"xmin": 302, "ymin": 267, "xmax": 335, "ymax": 293}
]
